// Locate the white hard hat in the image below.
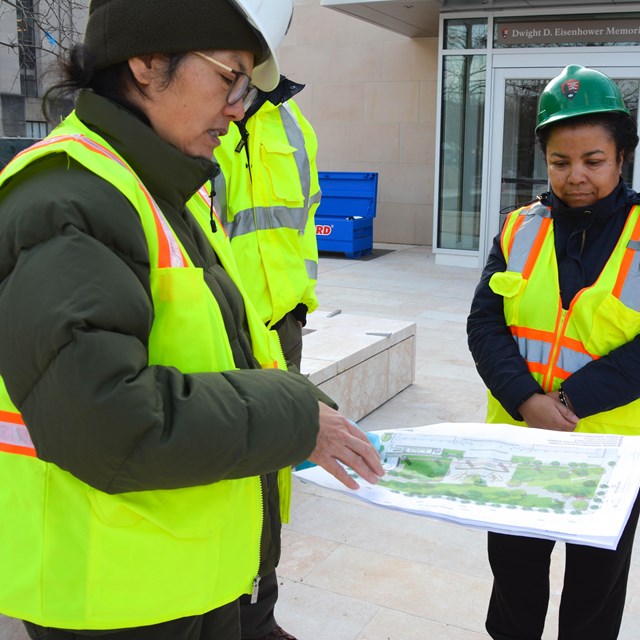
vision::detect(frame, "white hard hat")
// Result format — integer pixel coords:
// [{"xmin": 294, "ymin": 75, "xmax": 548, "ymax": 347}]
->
[{"xmin": 231, "ymin": 0, "xmax": 293, "ymax": 91}]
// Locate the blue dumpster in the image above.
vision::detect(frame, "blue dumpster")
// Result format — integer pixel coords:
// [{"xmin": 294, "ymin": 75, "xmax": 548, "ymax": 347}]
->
[{"xmin": 315, "ymin": 171, "xmax": 378, "ymax": 259}]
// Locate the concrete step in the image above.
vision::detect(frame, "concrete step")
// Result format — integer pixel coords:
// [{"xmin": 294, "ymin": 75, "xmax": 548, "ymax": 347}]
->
[{"xmin": 301, "ymin": 307, "xmax": 416, "ymax": 422}]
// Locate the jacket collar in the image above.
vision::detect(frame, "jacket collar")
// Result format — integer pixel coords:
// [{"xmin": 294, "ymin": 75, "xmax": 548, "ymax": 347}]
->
[
  {"xmin": 74, "ymin": 90, "xmax": 215, "ymax": 212},
  {"xmin": 544, "ymin": 180, "xmax": 631, "ymax": 226}
]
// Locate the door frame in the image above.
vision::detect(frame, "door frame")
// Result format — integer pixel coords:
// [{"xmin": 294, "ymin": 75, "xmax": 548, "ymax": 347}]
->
[{"xmin": 483, "ymin": 52, "xmax": 640, "ymax": 262}]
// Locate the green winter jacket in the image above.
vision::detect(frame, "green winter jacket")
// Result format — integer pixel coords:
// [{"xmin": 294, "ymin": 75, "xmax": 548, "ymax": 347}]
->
[{"xmin": 0, "ymin": 91, "xmax": 325, "ymax": 576}]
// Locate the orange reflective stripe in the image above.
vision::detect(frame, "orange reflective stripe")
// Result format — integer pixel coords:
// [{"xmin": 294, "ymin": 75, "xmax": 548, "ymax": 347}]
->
[
  {"xmin": 503, "ymin": 212, "xmax": 526, "ymax": 258},
  {"xmin": 522, "ymin": 216, "xmax": 551, "ymax": 280},
  {"xmin": 613, "ymin": 212, "xmax": 640, "ymax": 298},
  {"xmin": 561, "ymin": 334, "xmax": 597, "ymax": 357},
  {"xmin": 0, "ymin": 410, "xmax": 35, "ymax": 457},
  {"xmin": 17, "ymin": 134, "xmax": 187, "ymax": 269},
  {"xmin": 510, "ymin": 325, "xmax": 555, "ymax": 343},
  {"xmin": 526, "ymin": 361, "xmax": 548, "ymax": 377},
  {"xmin": 0, "ymin": 410, "xmax": 22, "ymax": 425},
  {"xmin": 0, "ymin": 443, "xmax": 36, "ymax": 457},
  {"xmin": 74, "ymin": 135, "xmax": 187, "ymax": 268},
  {"xmin": 542, "ymin": 303, "xmax": 567, "ymax": 391}
]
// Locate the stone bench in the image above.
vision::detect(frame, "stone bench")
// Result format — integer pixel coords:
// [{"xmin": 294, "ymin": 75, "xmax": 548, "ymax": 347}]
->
[{"xmin": 301, "ymin": 308, "xmax": 416, "ymax": 422}]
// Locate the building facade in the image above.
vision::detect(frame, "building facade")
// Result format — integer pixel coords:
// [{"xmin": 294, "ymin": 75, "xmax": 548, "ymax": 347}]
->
[
  {"xmin": 285, "ymin": 0, "xmax": 640, "ymax": 267},
  {"xmin": 0, "ymin": 0, "xmax": 86, "ymax": 155}
]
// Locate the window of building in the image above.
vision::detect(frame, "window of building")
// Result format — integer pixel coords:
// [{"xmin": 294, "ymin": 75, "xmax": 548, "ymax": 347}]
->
[
  {"xmin": 444, "ymin": 18, "xmax": 488, "ymax": 50},
  {"xmin": 438, "ymin": 54, "xmax": 486, "ymax": 251},
  {"xmin": 16, "ymin": 0, "xmax": 38, "ymax": 98},
  {"xmin": 439, "ymin": 17, "xmax": 488, "ymax": 252},
  {"xmin": 25, "ymin": 121, "xmax": 48, "ymax": 138}
]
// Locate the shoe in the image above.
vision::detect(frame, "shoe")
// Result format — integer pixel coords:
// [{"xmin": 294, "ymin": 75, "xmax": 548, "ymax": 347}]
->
[{"xmin": 244, "ymin": 625, "xmax": 298, "ymax": 640}]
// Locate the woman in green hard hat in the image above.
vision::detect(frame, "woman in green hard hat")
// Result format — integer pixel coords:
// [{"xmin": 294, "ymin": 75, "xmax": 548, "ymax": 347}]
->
[{"xmin": 468, "ymin": 64, "xmax": 640, "ymax": 639}]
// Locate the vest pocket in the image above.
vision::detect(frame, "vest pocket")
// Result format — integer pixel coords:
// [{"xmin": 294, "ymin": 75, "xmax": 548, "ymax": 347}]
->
[
  {"xmin": 575, "ymin": 293, "xmax": 640, "ymax": 356},
  {"xmin": 148, "ymin": 267, "xmax": 235, "ymax": 373},
  {"xmin": 88, "ymin": 482, "xmax": 238, "ymax": 538},
  {"xmin": 489, "ymin": 271, "xmax": 526, "ymax": 325}
]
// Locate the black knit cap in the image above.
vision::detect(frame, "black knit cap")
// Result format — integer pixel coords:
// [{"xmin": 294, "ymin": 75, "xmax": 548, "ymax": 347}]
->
[{"xmin": 84, "ymin": 0, "xmax": 266, "ymax": 70}]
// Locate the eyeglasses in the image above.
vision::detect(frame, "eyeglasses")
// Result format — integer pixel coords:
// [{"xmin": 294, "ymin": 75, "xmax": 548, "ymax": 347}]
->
[{"xmin": 193, "ymin": 51, "xmax": 258, "ymax": 111}]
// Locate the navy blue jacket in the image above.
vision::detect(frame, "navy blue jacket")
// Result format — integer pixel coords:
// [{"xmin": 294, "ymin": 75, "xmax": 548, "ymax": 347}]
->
[{"xmin": 467, "ymin": 181, "xmax": 640, "ymax": 420}]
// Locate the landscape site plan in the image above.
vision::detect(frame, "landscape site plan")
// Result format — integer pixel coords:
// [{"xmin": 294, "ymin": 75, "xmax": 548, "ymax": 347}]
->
[{"xmin": 294, "ymin": 423, "xmax": 640, "ymax": 549}]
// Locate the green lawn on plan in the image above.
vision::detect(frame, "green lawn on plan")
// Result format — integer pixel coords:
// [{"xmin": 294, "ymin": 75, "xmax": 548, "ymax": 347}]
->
[{"xmin": 379, "ymin": 451, "xmax": 607, "ymax": 513}]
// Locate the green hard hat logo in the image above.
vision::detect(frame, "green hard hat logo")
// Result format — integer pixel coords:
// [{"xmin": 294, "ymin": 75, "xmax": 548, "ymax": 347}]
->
[
  {"xmin": 536, "ymin": 64, "xmax": 629, "ymax": 132},
  {"xmin": 561, "ymin": 79, "xmax": 580, "ymax": 100}
]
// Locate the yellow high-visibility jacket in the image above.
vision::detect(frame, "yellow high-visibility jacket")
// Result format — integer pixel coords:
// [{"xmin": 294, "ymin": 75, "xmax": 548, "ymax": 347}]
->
[{"xmin": 214, "ymin": 98, "xmax": 320, "ymax": 327}]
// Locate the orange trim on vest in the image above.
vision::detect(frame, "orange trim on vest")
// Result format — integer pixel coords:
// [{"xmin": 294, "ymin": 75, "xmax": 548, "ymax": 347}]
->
[
  {"xmin": 0, "ymin": 443, "xmax": 36, "ymax": 457},
  {"xmin": 526, "ymin": 361, "xmax": 548, "ymax": 377},
  {"xmin": 503, "ymin": 212, "xmax": 526, "ymax": 258},
  {"xmin": 0, "ymin": 410, "xmax": 23, "ymax": 425},
  {"xmin": 561, "ymin": 334, "xmax": 598, "ymax": 357},
  {"xmin": 16, "ymin": 135, "xmax": 187, "ymax": 269},
  {"xmin": 541, "ymin": 301, "xmax": 566, "ymax": 391},
  {"xmin": 0, "ymin": 411, "xmax": 36, "ymax": 457},
  {"xmin": 510, "ymin": 325, "xmax": 555, "ymax": 343},
  {"xmin": 613, "ymin": 212, "xmax": 640, "ymax": 298},
  {"xmin": 522, "ymin": 216, "xmax": 552, "ymax": 280}
]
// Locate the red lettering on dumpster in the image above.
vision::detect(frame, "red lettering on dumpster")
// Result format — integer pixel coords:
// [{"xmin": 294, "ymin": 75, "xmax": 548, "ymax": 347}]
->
[{"xmin": 316, "ymin": 224, "xmax": 333, "ymax": 236}]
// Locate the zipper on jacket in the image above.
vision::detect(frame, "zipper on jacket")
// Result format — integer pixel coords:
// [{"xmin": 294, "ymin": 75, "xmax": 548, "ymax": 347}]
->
[
  {"xmin": 251, "ymin": 474, "xmax": 265, "ymax": 604},
  {"xmin": 250, "ymin": 575, "xmax": 261, "ymax": 604},
  {"xmin": 543, "ymin": 305, "xmax": 569, "ymax": 392}
]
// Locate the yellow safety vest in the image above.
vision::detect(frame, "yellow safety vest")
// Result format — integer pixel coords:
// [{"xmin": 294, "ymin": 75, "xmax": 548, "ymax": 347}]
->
[
  {"xmin": 0, "ymin": 111, "xmax": 288, "ymax": 630},
  {"xmin": 487, "ymin": 200, "xmax": 640, "ymax": 434},
  {"xmin": 214, "ymin": 99, "xmax": 320, "ymax": 327}
]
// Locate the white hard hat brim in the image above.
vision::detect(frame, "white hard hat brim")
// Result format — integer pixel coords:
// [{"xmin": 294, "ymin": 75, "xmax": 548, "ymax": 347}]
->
[{"xmin": 231, "ymin": 0, "xmax": 293, "ymax": 92}]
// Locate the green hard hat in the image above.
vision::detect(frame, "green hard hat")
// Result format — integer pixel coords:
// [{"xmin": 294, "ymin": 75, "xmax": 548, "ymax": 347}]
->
[{"xmin": 536, "ymin": 64, "xmax": 630, "ymax": 132}]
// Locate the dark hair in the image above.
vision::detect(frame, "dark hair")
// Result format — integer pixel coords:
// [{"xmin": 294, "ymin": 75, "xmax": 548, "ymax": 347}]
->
[
  {"xmin": 536, "ymin": 111, "xmax": 639, "ymax": 162},
  {"xmin": 43, "ymin": 43, "xmax": 186, "ymax": 124}
]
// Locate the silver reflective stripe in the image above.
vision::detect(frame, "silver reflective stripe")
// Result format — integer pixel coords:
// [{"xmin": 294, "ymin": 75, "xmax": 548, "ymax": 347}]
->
[
  {"xmin": 305, "ymin": 259, "xmax": 318, "ymax": 280},
  {"xmin": 225, "ymin": 206, "xmax": 309, "ymax": 239},
  {"xmin": 309, "ymin": 189, "xmax": 322, "ymax": 208},
  {"xmin": 506, "ymin": 203, "xmax": 551, "ymax": 273},
  {"xmin": 221, "ymin": 103, "xmax": 315, "ymax": 240},
  {"xmin": 280, "ymin": 102, "xmax": 311, "ymax": 213},
  {"xmin": 215, "ymin": 167, "xmax": 228, "ymax": 229},
  {"xmin": 0, "ymin": 420, "xmax": 34, "ymax": 449},
  {"xmin": 557, "ymin": 346, "xmax": 593, "ymax": 374},
  {"xmin": 153, "ymin": 197, "xmax": 188, "ymax": 268},
  {"xmin": 514, "ymin": 335, "xmax": 551, "ymax": 366},
  {"xmin": 516, "ymin": 336, "xmax": 594, "ymax": 374},
  {"xmin": 619, "ymin": 239, "xmax": 640, "ymax": 310}
]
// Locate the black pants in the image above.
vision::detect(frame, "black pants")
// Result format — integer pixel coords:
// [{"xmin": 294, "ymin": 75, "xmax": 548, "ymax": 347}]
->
[
  {"xmin": 272, "ymin": 311, "xmax": 303, "ymax": 371},
  {"xmin": 23, "ymin": 601, "xmax": 240, "ymax": 640},
  {"xmin": 486, "ymin": 492, "xmax": 640, "ymax": 640}
]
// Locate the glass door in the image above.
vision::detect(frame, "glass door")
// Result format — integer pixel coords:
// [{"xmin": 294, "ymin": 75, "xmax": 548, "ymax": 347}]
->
[
  {"xmin": 484, "ymin": 62, "xmax": 640, "ymax": 262},
  {"xmin": 500, "ymin": 77, "xmax": 549, "ymax": 219}
]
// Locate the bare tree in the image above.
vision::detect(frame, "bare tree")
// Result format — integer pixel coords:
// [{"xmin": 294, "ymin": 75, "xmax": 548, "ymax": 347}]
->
[{"xmin": 0, "ymin": 0, "xmax": 86, "ymax": 60}]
